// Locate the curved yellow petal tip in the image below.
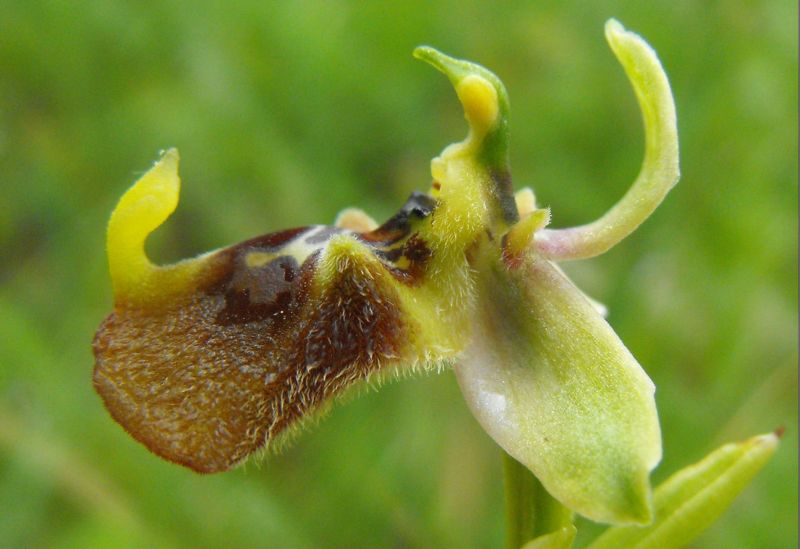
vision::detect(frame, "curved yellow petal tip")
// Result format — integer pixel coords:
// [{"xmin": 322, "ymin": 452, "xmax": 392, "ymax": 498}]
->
[
  {"xmin": 604, "ymin": 19, "xmax": 656, "ymax": 58},
  {"xmin": 107, "ymin": 149, "xmax": 181, "ymax": 302}
]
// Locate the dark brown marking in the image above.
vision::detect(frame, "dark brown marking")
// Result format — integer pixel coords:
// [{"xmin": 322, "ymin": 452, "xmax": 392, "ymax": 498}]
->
[
  {"xmin": 235, "ymin": 226, "xmax": 311, "ymax": 251},
  {"xmin": 304, "ymin": 226, "xmax": 345, "ymax": 244},
  {"xmin": 214, "ymin": 255, "xmax": 305, "ymax": 325},
  {"xmin": 360, "ymin": 191, "xmax": 437, "ymax": 244},
  {"xmin": 404, "ymin": 234, "xmax": 431, "ymax": 264},
  {"xmin": 374, "ymin": 246, "xmax": 404, "ymax": 262},
  {"xmin": 201, "ymin": 226, "xmax": 312, "ymax": 297},
  {"xmin": 387, "ymin": 234, "xmax": 431, "ymax": 285},
  {"xmin": 432, "ymin": 181, "xmax": 441, "ymax": 191},
  {"xmin": 490, "ymin": 169, "xmax": 520, "ymax": 225}
]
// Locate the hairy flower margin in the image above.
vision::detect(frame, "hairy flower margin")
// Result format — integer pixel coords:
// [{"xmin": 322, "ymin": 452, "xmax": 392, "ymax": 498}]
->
[{"xmin": 93, "ymin": 18, "xmax": 779, "ymax": 541}]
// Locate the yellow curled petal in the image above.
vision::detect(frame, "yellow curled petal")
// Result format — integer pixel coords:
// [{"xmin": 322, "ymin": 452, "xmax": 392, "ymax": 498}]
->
[
  {"xmin": 106, "ymin": 149, "xmax": 206, "ymax": 306},
  {"xmin": 413, "ymin": 46, "xmax": 505, "ymax": 147},
  {"xmin": 107, "ymin": 149, "xmax": 179, "ymax": 295},
  {"xmin": 414, "ymin": 46, "xmax": 519, "ymax": 229}
]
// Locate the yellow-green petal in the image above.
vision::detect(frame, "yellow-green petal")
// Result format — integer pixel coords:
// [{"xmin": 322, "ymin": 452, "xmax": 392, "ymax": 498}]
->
[
  {"xmin": 456, "ymin": 254, "xmax": 661, "ymax": 524},
  {"xmin": 535, "ymin": 19, "xmax": 679, "ymax": 260},
  {"xmin": 588, "ymin": 431, "xmax": 780, "ymax": 549}
]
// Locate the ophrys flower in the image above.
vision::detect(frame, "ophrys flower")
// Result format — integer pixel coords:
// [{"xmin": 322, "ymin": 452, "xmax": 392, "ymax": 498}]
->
[{"xmin": 93, "ymin": 19, "xmax": 678, "ymax": 525}]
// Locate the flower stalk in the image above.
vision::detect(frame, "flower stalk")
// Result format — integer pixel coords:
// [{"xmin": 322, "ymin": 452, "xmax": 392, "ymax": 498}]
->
[{"xmin": 504, "ymin": 451, "xmax": 573, "ymax": 549}]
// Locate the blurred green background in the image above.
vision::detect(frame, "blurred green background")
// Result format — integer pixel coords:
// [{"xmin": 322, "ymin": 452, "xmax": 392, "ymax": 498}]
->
[{"xmin": 1, "ymin": 1, "xmax": 796, "ymax": 547}]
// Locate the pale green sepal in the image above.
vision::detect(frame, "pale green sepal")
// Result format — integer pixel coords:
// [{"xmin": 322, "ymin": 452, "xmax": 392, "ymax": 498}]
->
[
  {"xmin": 535, "ymin": 19, "xmax": 679, "ymax": 260},
  {"xmin": 521, "ymin": 526, "xmax": 577, "ymax": 549},
  {"xmin": 455, "ymin": 254, "xmax": 661, "ymax": 524},
  {"xmin": 587, "ymin": 431, "xmax": 780, "ymax": 549}
]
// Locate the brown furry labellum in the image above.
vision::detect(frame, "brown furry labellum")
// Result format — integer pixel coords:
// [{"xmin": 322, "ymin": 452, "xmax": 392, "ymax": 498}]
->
[{"xmin": 93, "ymin": 196, "xmax": 434, "ymax": 473}]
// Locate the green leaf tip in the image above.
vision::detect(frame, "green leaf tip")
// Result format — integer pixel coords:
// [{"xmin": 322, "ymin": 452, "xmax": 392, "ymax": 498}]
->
[{"xmin": 588, "ymin": 432, "xmax": 780, "ymax": 548}]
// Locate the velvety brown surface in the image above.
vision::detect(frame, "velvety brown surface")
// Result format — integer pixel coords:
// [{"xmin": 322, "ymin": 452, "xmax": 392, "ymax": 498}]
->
[{"xmin": 93, "ymin": 241, "xmax": 409, "ymax": 473}]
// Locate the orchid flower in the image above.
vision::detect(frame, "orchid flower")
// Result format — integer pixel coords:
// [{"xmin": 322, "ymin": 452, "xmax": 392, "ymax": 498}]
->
[{"xmin": 93, "ymin": 20, "xmax": 678, "ymax": 527}]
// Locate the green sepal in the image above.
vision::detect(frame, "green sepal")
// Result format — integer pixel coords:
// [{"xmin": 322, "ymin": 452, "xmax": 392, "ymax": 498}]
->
[{"xmin": 456, "ymin": 253, "xmax": 661, "ymax": 524}]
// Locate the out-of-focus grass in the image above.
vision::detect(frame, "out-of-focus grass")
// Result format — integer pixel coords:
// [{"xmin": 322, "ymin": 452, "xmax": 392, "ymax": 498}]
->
[{"xmin": 0, "ymin": 2, "xmax": 796, "ymax": 548}]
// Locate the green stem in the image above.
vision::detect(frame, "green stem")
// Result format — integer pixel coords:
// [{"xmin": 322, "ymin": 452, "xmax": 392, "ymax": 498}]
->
[{"xmin": 503, "ymin": 451, "xmax": 573, "ymax": 549}]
